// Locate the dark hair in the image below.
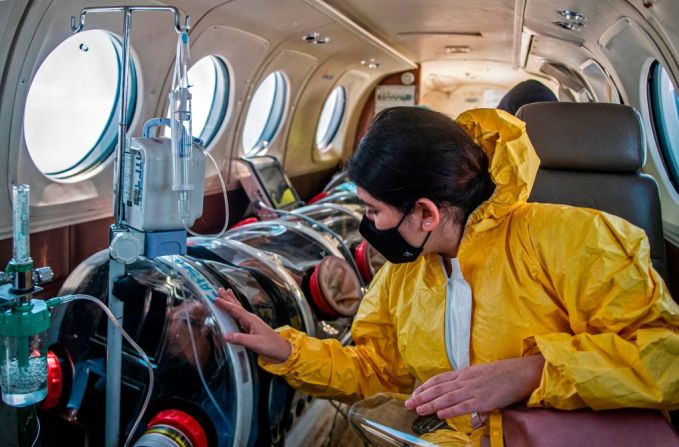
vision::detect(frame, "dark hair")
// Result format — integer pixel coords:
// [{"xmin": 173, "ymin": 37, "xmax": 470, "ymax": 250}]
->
[
  {"xmin": 497, "ymin": 80, "xmax": 557, "ymax": 116},
  {"xmin": 347, "ymin": 107, "xmax": 495, "ymax": 223}
]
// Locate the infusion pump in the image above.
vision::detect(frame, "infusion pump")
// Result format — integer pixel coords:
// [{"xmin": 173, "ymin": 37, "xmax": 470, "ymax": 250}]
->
[{"xmin": 123, "ymin": 135, "xmax": 205, "ymax": 232}]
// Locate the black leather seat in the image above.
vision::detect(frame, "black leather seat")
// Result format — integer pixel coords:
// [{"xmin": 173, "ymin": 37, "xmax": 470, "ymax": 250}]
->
[{"xmin": 516, "ymin": 102, "xmax": 668, "ymax": 282}]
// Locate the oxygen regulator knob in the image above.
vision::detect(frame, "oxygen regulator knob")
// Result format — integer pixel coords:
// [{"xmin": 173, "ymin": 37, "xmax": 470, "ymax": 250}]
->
[
  {"xmin": 32, "ymin": 267, "xmax": 54, "ymax": 285},
  {"xmin": 109, "ymin": 232, "xmax": 141, "ymax": 264}
]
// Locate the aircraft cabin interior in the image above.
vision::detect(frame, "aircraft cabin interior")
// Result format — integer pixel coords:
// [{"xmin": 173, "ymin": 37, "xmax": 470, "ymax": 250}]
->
[{"xmin": 0, "ymin": 0, "xmax": 678, "ymax": 446}]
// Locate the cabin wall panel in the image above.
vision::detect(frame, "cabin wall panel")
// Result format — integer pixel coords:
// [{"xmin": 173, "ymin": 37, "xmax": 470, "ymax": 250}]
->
[
  {"xmin": 288, "ymin": 167, "xmax": 338, "ymax": 202},
  {"xmin": 626, "ymin": 0, "xmax": 679, "ymax": 76},
  {"xmin": 597, "ymin": 18, "xmax": 679, "ymax": 246},
  {"xmin": 286, "ymin": 67, "xmax": 372, "ymax": 175},
  {"xmin": 523, "ymin": 1, "xmax": 642, "ymax": 103},
  {"xmin": 230, "ymin": 49, "xmax": 318, "ymax": 177},
  {"xmin": 280, "ymin": 16, "xmax": 416, "ymax": 176},
  {"xmin": 353, "ymin": 69, "xmax": 421, "ymax": 149},
  {"xmin": 3, "ymin": 0, "xmax": 185, "ymax": 239},
  {"xmin": 525, "ymin": 0, "xmax": 679, "ymax": 257},
  {"xmin": 190, "ymin": 189, "xmax": 250, "ymax": 234},
  {"xmin": 0, "ymin": 0, "xmax": 53, "ymax": 239},
  {"xmin": 68, "ymin": 217, "xmax": 114, "ymax": 269}
]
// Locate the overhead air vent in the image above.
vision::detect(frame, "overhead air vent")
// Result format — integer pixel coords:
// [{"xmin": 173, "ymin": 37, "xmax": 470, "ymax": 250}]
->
[
  {"xmin": 303, "ymin": 32, "xmax": 330, "ymax": 44},
  {"xmin": 361, "ymin": 58, "xmax": 380, "ymax": 69},
  {"xmin": 554, "ymin": 9, "xmax": 586, "ymax": 31},
  {"xmin": 558, "ymin": 10, "xmax": 586, "ymax": 22},
  {"xmin": 554, "ymin": 21, "xmax": 583, "ymax": 31}
]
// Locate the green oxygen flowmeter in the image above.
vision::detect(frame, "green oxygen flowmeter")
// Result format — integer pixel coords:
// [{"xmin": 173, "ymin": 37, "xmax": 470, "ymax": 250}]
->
[{"xmin": 0, "ymin": 185, "xmax": 53, "ymax": 407}]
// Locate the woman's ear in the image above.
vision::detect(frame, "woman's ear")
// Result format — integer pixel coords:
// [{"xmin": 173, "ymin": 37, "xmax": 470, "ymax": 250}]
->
[{"xmin": 414, "ymin": 198, "xmax": 440, "ymax": 231}]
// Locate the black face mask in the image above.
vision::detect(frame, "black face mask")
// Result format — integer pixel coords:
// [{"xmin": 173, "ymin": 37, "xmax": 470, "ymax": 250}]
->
[{"xmin": 359, "ymin": 212, "xmax": 431, "ymax": 264}]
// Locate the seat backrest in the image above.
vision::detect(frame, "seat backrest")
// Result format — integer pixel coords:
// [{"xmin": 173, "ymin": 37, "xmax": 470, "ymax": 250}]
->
[{"xmin": 516, "ymin": 102, "xmax": 668, "ymax": 281}]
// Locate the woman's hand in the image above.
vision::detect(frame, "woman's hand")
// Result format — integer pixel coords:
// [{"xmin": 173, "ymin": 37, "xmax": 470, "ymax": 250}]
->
[
  {"xmin": 404, "ymin": 355, "xmax": 545, "ymax": 419},
  {"xmin": 214, "ymin": 288, "xmax": 292, "ymax": 364}
]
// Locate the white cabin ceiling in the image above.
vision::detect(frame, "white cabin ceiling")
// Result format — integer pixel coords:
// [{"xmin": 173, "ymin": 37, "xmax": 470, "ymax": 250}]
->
[{"xmin": 324, "ymin": 0, "xmax": 516, "ymax": 63}]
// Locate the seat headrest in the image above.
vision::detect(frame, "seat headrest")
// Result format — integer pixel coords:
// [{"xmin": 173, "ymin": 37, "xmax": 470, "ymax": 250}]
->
[{"xmin": 516, "ymin": 103, "xmax": 645, "ymax": 172}]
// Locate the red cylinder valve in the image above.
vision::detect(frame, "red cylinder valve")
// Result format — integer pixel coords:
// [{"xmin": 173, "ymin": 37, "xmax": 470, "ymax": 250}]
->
[{"xmin": 145, "ymin": 409, "xmax": 208, "ymax": 447}]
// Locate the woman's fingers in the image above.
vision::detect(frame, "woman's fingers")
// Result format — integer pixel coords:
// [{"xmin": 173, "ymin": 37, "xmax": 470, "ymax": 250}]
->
[
  {"xmin": 217, "ymin": 288, "xmax": 244, "ymax": 308},
  {"xmin": 406, "ymin": 379, "xmax": 464, "ymax": 410},
  {"xmin": 412, "ymin": 386, "xmax": 473, "ymax": 416},
  {"xmin": 224, "ymin": 331, "xmax": 261, "ymax": 351},
  {"xmin": 409, "ymin": 370, "xmax": 459, "ymax": 399},
  {"xmin": 224, "ymin": 330, "xmax": 292, "ymax": 364},
  {"xmin": 216, "ymin": 288, "xmax": 292, "ymax": 363},
  {"xmin": 435, "ymin": 397, "xmax": 477, "ymax": 419},
  {"xmin": 406, "ymin": 357, "xmax": 545, "ymax": 420},
  {"xmin": 214, "ymin": 297, "xmax": 256, "ymax": 330},
  {"xmin": 217, "ymin": 288, "xmax": 242, "ymax": 307}
]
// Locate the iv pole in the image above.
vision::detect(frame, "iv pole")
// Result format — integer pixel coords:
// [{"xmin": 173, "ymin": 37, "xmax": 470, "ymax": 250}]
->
[{"xmin": 70, "ymin": 7, "xmax": 190, "ymax": 447}]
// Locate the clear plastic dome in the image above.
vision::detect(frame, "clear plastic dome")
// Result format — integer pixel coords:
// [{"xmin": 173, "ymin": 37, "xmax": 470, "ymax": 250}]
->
[{"xmin": 50, "ymin": 251, "xmax": 254, "ymax": 447}]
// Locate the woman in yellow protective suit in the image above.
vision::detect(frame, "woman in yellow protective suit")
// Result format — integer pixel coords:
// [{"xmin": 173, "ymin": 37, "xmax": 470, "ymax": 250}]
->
[{"xmin": 215, "ymin": 107, "xmax": 679, "ymax": 445}]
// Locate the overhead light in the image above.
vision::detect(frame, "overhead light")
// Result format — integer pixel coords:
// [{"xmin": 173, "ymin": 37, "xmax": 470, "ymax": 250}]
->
[
  {"xmin": 554, "ymin": 21, "xmax": 583, "ymax": 31},
  {"xmin": 558, "ymin": 9, "xmax": 586, "ymax": 22},
  {"xmin": 303, "ymin": 32, "xmax": 330, "ymax": 44},
  {"xmin": 361, "ymin": 58, "xmax": 380, "ymax": 69},
  {"xmin": 445, "ymin": 45, "xmax": 471, "ymax": 54}
]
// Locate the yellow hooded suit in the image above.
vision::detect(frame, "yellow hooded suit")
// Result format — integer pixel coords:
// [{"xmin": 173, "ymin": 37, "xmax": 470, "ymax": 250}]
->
[{"xmin": 260, "ymin": 109, "xmax": 679, "ymax": 444}]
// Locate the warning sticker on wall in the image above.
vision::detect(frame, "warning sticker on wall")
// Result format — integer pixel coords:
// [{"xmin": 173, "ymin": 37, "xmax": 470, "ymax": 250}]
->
[{"xmin": 375, "ymin": 85, "xmax": 416, "ymax": 113}]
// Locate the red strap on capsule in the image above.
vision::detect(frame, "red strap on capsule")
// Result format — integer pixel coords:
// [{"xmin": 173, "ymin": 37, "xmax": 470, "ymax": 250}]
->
[
  {"xmin": 309, "ymin": 264, "xmax": 339, "ymax": 318},
  {"xmin": 40, "ymin": 351, "xmax": 63, "ymax": 410},
  {"xmin": 230, "ymin": 217, "xmax": 259, "ymax": 229},
  {"xmin": 353, "ymin": 240, "xmax": 373, "ymax": 283},
  {"xmin": 307, "ymin": 191, "xmax": 328, "ymax": 204},
  {"xmin": 148, "ymin": 410, "xmax": 208, "ymax": 447}
]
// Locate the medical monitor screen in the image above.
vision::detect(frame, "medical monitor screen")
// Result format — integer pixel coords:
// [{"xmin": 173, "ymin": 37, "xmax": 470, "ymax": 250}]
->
[{"xmin": 254, "ymin": 160, "xmax": 299, "ymax": 209}]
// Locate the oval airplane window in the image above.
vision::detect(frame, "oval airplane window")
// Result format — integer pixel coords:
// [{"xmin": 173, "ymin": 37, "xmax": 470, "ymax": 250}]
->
[
  {"xmin": 242, "ymin": 71, "xmax": 288, "ymax": 154},
  {"xmin": 163, "ymin": 55, "xmax": 230, "ymax": 149},
  {"xmin": 24, "ymin": 30, "xmax": 137, "ymax": 180},
  {"xmin": 650, "ymin": 62, "xmax": 679, "ymax": 191},
  {"xmin": 315, "ymin": 86, "xmax": 346, "ymax": 152}
]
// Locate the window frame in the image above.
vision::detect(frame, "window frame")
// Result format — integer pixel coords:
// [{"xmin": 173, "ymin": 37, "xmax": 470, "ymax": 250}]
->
[
  {"xmin": 23, "ymin": 31, "xmax": 137, "ymax": 181},
  {"xmin": 163, "ymin": 55, "xmax": 230, "ymax": 149},
  {"xmin": 242, "ymin": 71, "xmax": 288, "ymax": 155},
  {"xmin": 315, "ymin": 85, "xmax": 347, "ymax": 152},
  {"xmin": 198, "ymin": 56, "xmax": 230, "ymax": 148},
  {"xmin": 648, "ymin": 61, "xmax": 679, "ymax": 192}
]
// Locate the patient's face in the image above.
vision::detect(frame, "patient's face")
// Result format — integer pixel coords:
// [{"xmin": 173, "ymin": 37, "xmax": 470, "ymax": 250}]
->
[{"xmin": 165, "ymin": 300, "xmax": 213, "ymax": 367}]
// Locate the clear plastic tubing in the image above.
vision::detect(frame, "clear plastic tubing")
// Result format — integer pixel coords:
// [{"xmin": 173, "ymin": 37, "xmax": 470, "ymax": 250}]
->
[
  {"xmin": 12, "ymin": 185, "xmax": 31, "ymax": 265},
  {"xmin": 171, "ymin": 31, "xmax": 193, "ymax": 221}
]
